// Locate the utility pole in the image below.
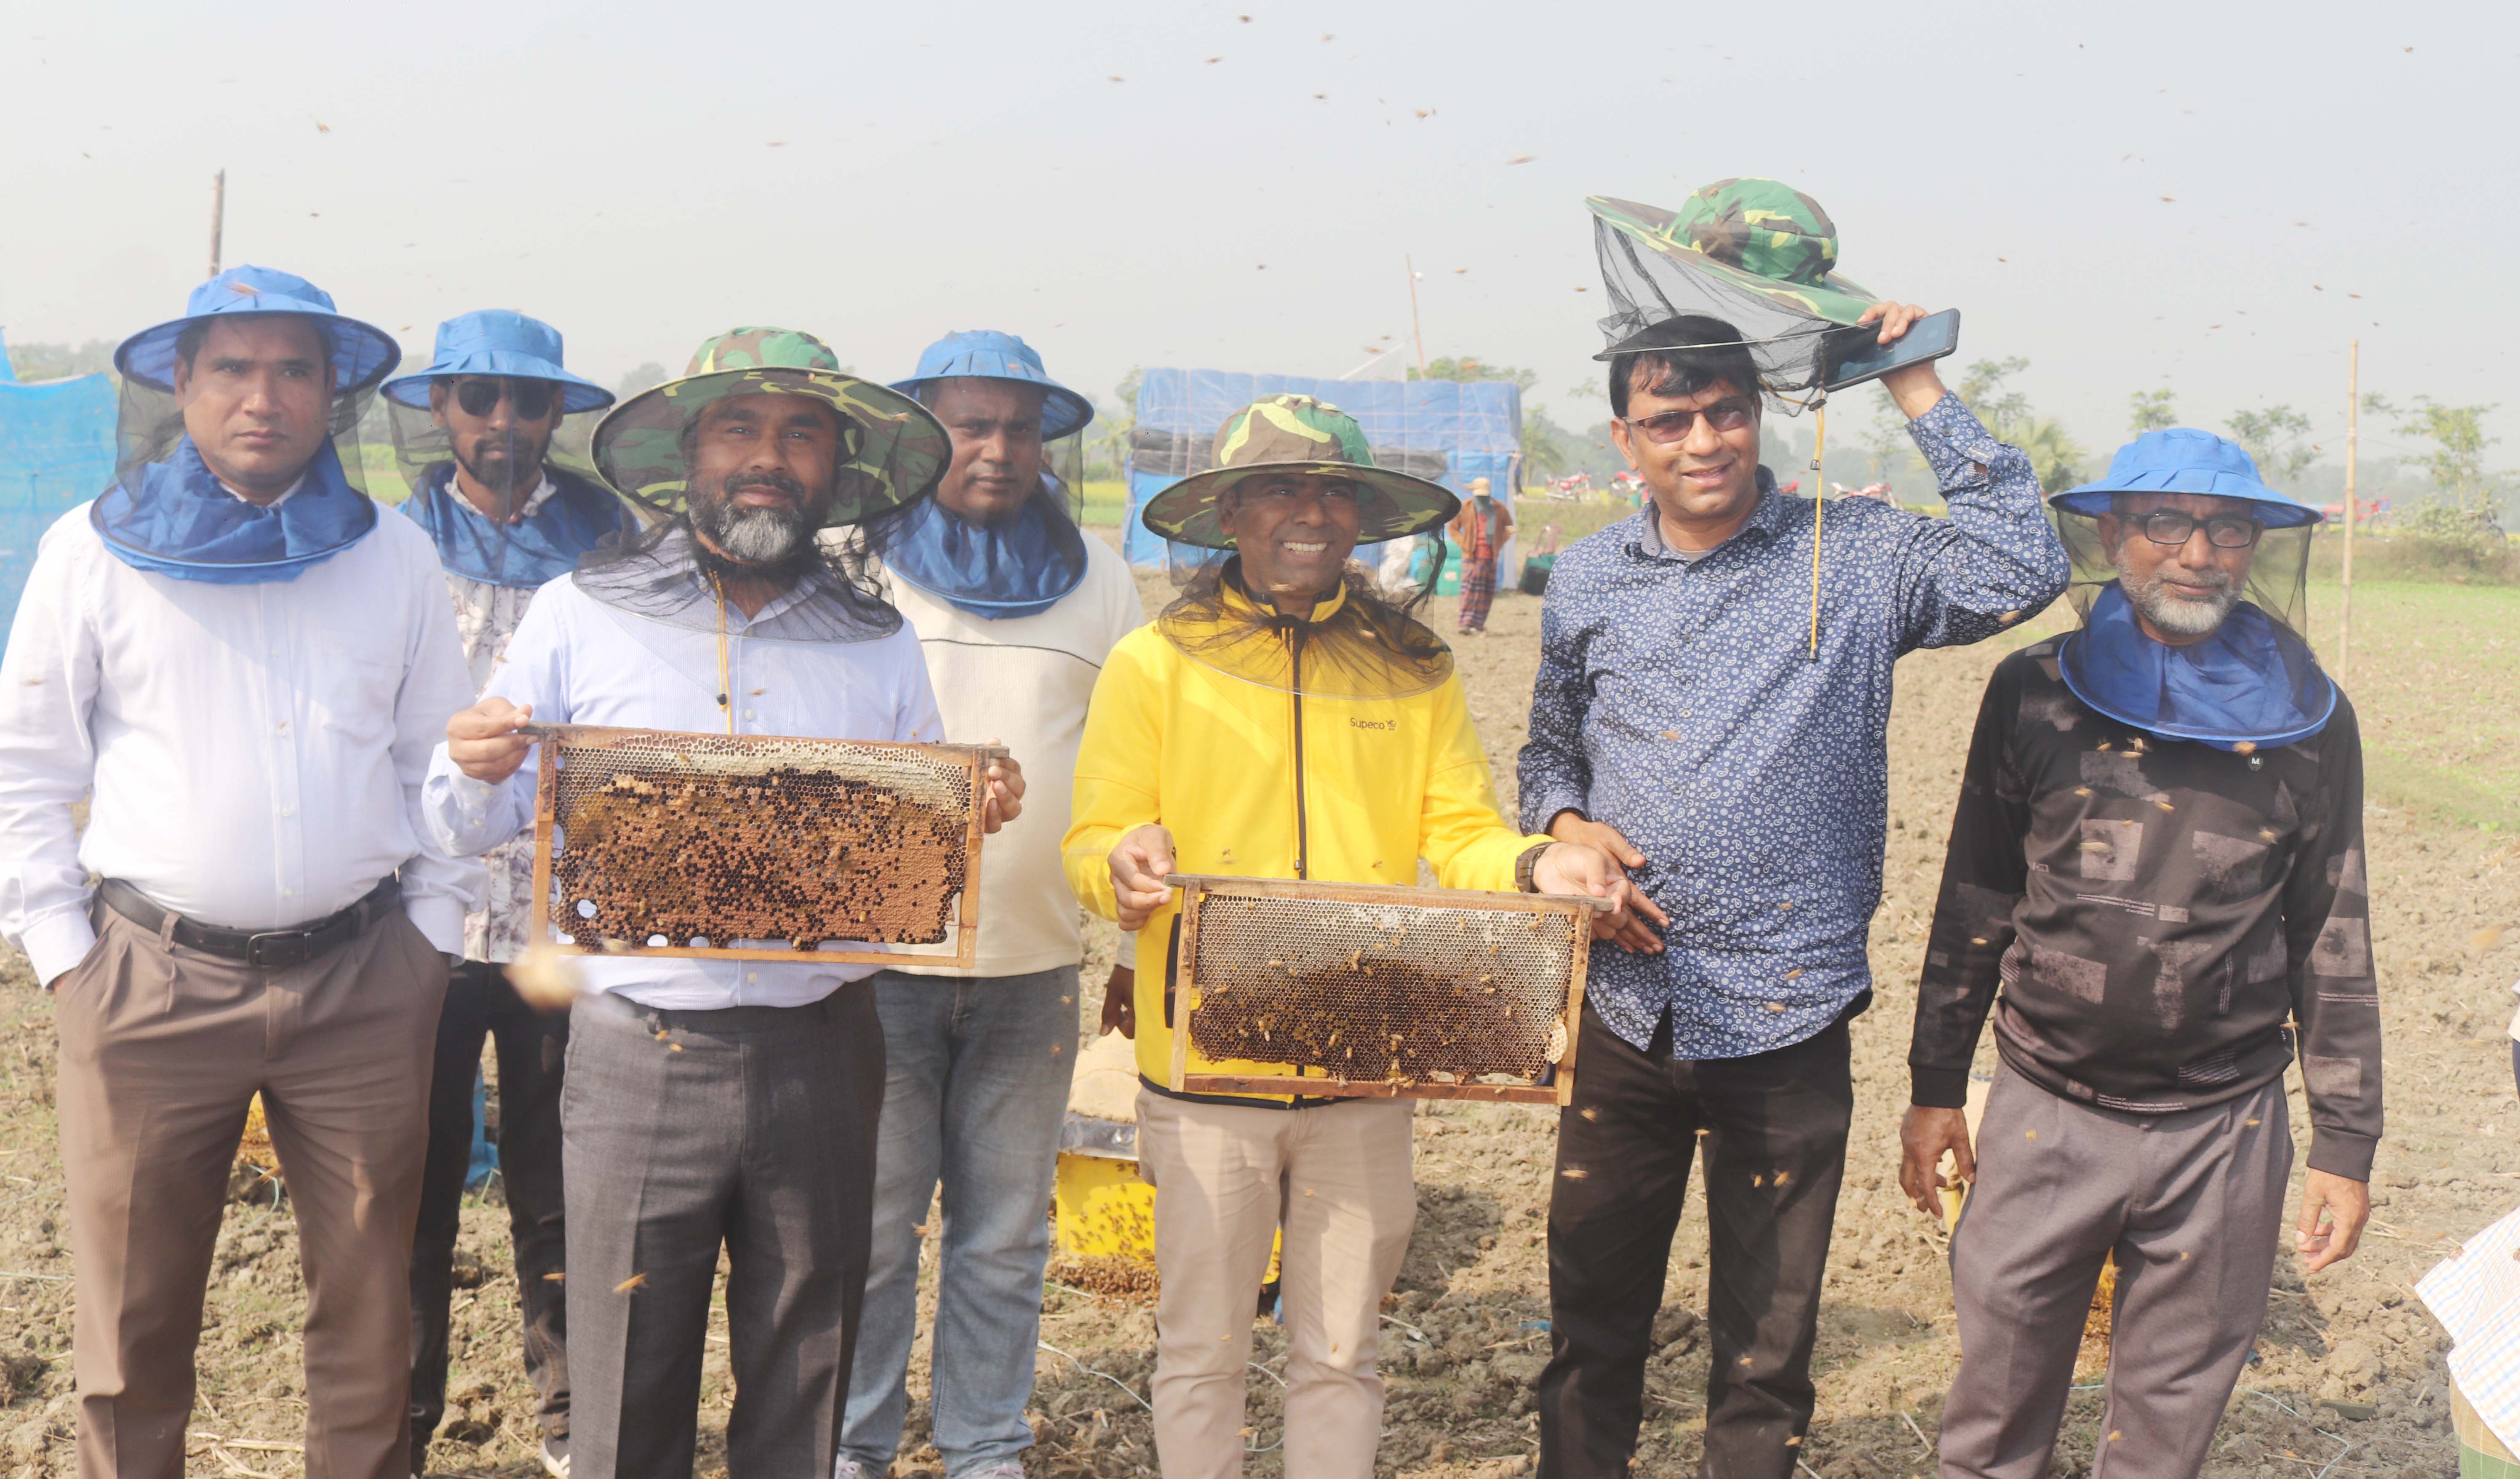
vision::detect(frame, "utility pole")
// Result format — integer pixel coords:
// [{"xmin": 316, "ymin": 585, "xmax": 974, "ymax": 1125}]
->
[
  {"xmin": 2339, "ymin": 339, "xmax": 2358, "ymax": 679},
  {"xmin": 1405, "ymin": 256, "xmax": 1426, "ymax": 378},
  {"xmin": 208, "ymin": 169, "xmax": 227, "ymax": 279}
]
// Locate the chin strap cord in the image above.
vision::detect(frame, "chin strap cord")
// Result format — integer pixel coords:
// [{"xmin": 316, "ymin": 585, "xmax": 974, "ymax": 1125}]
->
[
  {"xmin": 1808, "ymin": 399, "xmax": 1827, "ymax": 659},
  {"xmin": 710, "ymin": 572, "xmax": 735, "ymax": 736}
]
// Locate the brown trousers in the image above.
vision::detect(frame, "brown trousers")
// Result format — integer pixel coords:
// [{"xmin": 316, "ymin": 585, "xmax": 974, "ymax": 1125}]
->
[{"xmin": 53, "ymin": 902, "xmax": 449, "ymax": 1479}]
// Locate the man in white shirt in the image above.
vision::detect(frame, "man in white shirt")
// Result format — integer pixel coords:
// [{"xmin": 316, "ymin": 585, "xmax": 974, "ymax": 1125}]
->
[
  {"xmin": 838, "ymin": 331, "xmax": 1142, "ymax": 1479},
  {"xmin": 0, "ymin": 265, "xmax": 482, "ymax": 1478},
  {"xmin": 427, "ymin": 328, "xmax": 1024, "ymax": 1479},
  {"xmin": 381, "ymin": 309, "xmax": 632, "ymax": 1478}
]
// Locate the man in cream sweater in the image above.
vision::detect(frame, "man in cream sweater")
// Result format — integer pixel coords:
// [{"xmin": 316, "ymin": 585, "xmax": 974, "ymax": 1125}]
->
[{"xmin": 838, "ymin": 331, "xmax": 1143, "ymax": 1479}]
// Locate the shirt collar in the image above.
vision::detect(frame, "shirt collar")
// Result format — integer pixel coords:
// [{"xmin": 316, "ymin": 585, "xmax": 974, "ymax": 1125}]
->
[
  {"xmin": 447, "ymin": 473, "xmax": 558, "ymax": 526},
  {"xmin": 1631, "ymin": 465, "xmax": 1784, "ymax": 562},
  {"xmin": 218, "ymin": 471, "xmax": 308, "ymax": 509}
]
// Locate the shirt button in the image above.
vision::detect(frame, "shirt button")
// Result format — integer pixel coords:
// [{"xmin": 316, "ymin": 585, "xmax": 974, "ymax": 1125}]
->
[
  {"xmin": 746, "ymin": 972, "xmax": 758, "ymax": 983},
  {"xmin": 280, "ymin": 887, "xmax": 296, "ymax": 898},
  {"xmin": 278, "ymin": 806, "xmax": 295, "ymax": 817},
  {"xmin": 743, "ymin": 709, "xmax": 757, "ymax": 720}
]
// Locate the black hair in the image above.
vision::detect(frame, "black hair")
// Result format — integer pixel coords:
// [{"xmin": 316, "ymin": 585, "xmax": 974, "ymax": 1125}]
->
[
  {"xmin": 172, "ymin": 315, "xmax": 337, "ymax": 378},
  {"xmin": 1607, "ymin": 315, "xmax": 1762, "ymax": 419}
]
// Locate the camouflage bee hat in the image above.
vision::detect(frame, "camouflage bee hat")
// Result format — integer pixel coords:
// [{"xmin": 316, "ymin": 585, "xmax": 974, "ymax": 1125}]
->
[
  {"xmin": 1139, "ymin": 393, "xmax": 1460, "ymax": 550},
  {"xmin": 591, "ymin": 327, "xmax": 950, "ymax": 527},
  {"xmin": 1587, "ymin": 178, "xmax": 1886, "ymax": 395}
]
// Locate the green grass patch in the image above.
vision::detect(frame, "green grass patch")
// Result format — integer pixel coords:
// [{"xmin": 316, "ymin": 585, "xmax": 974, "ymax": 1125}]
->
[{"xmin": 2312, "ymin": 577, "xmax": 2520, "ymax": 831}]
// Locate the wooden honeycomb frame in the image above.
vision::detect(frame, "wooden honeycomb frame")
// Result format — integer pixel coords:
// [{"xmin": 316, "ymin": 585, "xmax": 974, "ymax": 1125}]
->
[
  {"xmin": 1166, "ymin": 874, "xmax": 1596, "ymax": 1106},
  {"xmin": 525, "ymin": 723, "xmax": 997, "ymax": 967}
]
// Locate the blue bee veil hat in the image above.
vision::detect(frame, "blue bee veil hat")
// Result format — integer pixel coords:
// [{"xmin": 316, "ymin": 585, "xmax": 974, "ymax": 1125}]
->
[
  {"xmin": 865, "ymin": 329, "xmax": 1096, "ymax": 620},
  {"xmin": 2047, "ymin": 429, "xmax": 2336, "ymax": 751},
  {"xmin": 381, "ymin": 310, "xmax": 614, "ymax": 414},
  {"xmin": 91, "ymin": 265, "xmax": 400, "ymax": 584},
  {"xmin": 381, "ymin": 309, "xmax": 633, "ymax": 589},
  {"xmin": 889, "ymin": 330, "xmax": 1094, "ymax": 441}
]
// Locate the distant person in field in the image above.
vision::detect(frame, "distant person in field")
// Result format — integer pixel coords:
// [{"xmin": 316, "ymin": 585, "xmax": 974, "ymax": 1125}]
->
[
  {"xmin": 1902, "ymin": 429, "xmax": 2377, "ymax": 1479},
  {"xmin": 836, "ymin": 331, "xmax": 1143, "ymax": 1479},
  {"xmin": 1450, "ymin": 474, "xmax": 1514, "ymax": 634},
  {"xmin": 1065, "ymin": 393, "xmax": 1651, "ymax": 1479},
  {"xmin": 380, "ymin": 309, "xmax": 634, "ymax": 1479},
  {"xmin": 1518, "ymin": 179, "xmax": 2070, "ymax": 1479},
  {"xmin": 428, "ymin": 328, "xmax": 1022, "ymax": 1478},
  {"xmin": 0, "ymin": 266, "xmax": 479, "ymax": 1477}
]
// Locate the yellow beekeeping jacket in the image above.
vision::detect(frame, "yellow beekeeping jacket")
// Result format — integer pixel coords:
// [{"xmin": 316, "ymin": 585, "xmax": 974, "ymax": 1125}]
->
[{"xmin": 1061, "ymin": 580, "xmax": 1549, "ymax": 1104}]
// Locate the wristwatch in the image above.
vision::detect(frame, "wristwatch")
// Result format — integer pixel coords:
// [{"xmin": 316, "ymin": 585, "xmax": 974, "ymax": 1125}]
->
[{"xmin": 1515, "ymin": 841, "xmax": 1555, "ymax": 893}]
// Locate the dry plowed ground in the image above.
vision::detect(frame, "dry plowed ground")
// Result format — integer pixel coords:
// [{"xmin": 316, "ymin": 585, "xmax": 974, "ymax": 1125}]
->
[{"xmin": 0, "ymin": 548, "xmax": 2510, "ymax": 1478}]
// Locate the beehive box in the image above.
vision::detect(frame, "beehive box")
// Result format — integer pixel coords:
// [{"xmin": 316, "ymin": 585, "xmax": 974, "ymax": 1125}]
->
[
  {"xmin": 526, "ymin": 724, "xmax": 997, "ymax": 967},
  {"xmin": 1166, "ymin": 874, "xmax": 1596, "ymax": 1105}
]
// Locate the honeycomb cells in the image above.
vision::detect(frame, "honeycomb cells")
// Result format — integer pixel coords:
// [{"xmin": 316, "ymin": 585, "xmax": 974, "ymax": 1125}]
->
[
  {"xmin": 1185, "ymin": 890, "xmax": 1579, "ymax": 1086},
  {"xmin": 544, "ymin": 731, "xmax": 975, "ymax": 950}
]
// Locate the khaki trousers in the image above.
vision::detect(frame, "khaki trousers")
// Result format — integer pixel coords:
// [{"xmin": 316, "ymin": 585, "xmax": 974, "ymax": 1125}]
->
[
  {"xmin": 1137, "ymin": 1091, "xmax": 1416, "ymax": 1479},
  {"xmin": 53, "ymin": 904, "xmax": 448, "ymax": 1479}
]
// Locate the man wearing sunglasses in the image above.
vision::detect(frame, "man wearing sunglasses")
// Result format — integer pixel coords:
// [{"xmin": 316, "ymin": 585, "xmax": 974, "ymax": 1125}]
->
[
  {"xmin": 1519, "ymin": 307, "xmax": 2069, "ymax": 1479},
  {"xmin": 1902, "ymin": 431, "xmax": 2375, "ymax": 1479},
  {"xmin": 380, "ymin": 311, "xmax": 631, "ymax": 1478}
]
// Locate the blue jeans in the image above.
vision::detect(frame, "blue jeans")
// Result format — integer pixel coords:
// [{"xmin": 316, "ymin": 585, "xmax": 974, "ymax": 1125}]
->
[{"xmin": 841, "ymin": 966, "xmax": 1078, "ymax": 1477}]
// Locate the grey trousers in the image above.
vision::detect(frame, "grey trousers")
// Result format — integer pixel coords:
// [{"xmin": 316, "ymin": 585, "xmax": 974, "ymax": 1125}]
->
[
  {"xmin": 561, "ymin": 987, "xmax": 884, "ymax": 1479},
  {"xmin": 1940, "ymin": 1065, "xmax": 2293, "ymax": 1479}
]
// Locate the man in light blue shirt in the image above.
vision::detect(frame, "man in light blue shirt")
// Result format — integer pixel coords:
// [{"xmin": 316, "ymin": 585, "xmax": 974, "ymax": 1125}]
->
[{"xmin": 427, "ymin": 329, "xmax": 1022, "ymax": 1479}]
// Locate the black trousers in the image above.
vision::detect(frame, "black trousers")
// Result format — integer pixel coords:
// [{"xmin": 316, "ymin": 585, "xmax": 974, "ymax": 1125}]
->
[
  {"xmin": 410, "ymin": 960, "xmax": 571, "ymax": 1454},
  {"xmin": 1538, "ymin": 999, "xmax": 1857, "ymax": 1479}
]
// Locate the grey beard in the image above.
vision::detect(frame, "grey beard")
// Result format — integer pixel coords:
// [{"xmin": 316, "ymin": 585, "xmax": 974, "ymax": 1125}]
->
[
  {"xmin": 696, "ymin": 499, "xmax": 812, "ymax": 566},
  {"xmin": 2122, "ymin": 566, "xmax": 2238, "ymax": 637}
]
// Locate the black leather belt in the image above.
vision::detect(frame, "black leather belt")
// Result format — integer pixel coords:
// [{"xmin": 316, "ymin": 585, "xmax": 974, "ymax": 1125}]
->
[{"xmin": 94, "ymin": 877, "xmax": 402, "ymax": 970}]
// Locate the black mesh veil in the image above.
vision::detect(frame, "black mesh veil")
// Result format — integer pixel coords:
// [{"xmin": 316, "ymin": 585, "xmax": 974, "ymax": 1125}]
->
[
  {"xmin": 2052, "ymin": 506, "xmax": 2315, "ymax": 642},
  {"xmin": 1590, "ymin": 198, "xmax": 1882, "ymax": 406},
  {"xmin": 574, "ymin": 518, "xmax": 903, "ymax": 645},
  {"xmin": 1155, "ymin": 549, "xmax": 1456, "ymax": 701}
]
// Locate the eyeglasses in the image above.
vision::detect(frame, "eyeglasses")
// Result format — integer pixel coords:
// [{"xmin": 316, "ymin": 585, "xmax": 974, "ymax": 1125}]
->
[
  {"xmin": 454, "ymin": 378, "xmax": 558, "ymax": 419},
  {"xmin": 1617, "ymin": 399, "xmax": 1757, "ymax": 445},
  {"xmin": 2135, "ymin": 511, "xmax": 2262, "ymax": 549}
]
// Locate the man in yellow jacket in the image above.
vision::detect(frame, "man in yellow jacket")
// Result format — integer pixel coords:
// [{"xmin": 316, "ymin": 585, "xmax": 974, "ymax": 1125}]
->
[{"xmin": 1064, "ymin": 395, "xmax": 1657, "ymax": 1479}]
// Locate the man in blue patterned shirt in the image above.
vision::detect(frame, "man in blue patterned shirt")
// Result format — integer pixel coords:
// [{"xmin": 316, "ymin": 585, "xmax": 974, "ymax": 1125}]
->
[{"xmin": 1519, "ymin": 310, "xmax": 2068, "ymax": 1479}]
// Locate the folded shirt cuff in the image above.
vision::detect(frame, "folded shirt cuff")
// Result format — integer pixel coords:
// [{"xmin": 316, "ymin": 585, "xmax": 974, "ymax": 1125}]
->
[
  {"xmin": 1519, "ymin": 786, "xmax": 1590, "ymax": 837},
  {"xmin": 2307, "ymin": 1128, "xmax": 2377, "ymax": 1183},
  {"xmin": 1904, "ymin": 395, "xmax": 2008, "ymax": 483},
  {"xmin": 1910, "ymin": 1066, "xmax": 1971, "ymax": 1109},
  {"xmin": 403, "ymin": 894, "xmax": 468, "ymax": 958},
  {"xmin": 24, "ymin": 905, "xmax": 99, "ymax": 989},
  {"xmin": 1114, "ymin": 931, "xmax": 1139, "ymax": 970}
]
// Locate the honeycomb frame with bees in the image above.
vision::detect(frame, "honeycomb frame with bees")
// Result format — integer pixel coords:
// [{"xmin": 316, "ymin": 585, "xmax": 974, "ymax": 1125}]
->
[
  {"xmin": 1165, "ymin": 874, "xmax": 1598, "ymax": 1106},
  {"xmin": 525, "ymin": 723, "xmax": 999, "ymax": 967}
]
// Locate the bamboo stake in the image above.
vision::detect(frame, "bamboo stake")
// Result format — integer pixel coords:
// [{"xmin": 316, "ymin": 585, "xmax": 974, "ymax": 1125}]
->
[
  {"xmin": 1405, "ymin": 256, "xmax": 1427, "ymax": 376},
  {"xmin": 208, "ymin": 169, "xmax": 226, "ymax": 279},
  {"xmin": 2340, "ymin": 339, "xmax": 2358, "ymax": 679}
]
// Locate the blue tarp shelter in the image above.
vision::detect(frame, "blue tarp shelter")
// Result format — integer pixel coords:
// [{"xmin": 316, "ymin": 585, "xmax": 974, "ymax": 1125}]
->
[
  {"xmin": 1123, "ymin": 370, "xmax": 1522, "ymax": 569},
  {"xmin": 0, "ymin": 328, "xmax": 118, "ymax": 643}
]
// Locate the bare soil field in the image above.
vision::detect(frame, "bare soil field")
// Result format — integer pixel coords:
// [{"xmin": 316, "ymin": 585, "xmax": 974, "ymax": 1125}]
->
[{"xmin": 0, "ymin": 547, "xmax": 2511, "ymax": 1478}]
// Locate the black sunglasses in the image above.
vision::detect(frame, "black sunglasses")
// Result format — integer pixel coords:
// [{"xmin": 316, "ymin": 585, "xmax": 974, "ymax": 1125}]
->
[
  {"xmin": 1618, "ymin": 398, "xmax": 1758, "ymax": 445},
  {"xmin": 454, "ymin": 377, "xmax": 558, "ymax": 420},
  {"xmin": 2136, "ymin": 511, "xmax": 2262, "ymax": 550}
]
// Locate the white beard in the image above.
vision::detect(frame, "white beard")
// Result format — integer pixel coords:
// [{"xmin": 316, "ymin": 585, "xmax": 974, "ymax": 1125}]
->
[
  {"xmin": 2122, "ymin": 565, "xmax": 2238, "ymax": 637},
  {"xmin": 700, "ymin": 501, "xmax": 811, "ymax": 565}
]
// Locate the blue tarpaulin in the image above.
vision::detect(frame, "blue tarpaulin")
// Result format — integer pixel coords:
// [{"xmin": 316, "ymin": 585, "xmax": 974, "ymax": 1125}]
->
[
  {"xmin": 1123, "ymin": 370, "xmax": 1522, "ymax": 569},
  {"xmin": 0, "ymin": 355, "xmax": 118, "ymax": 642}
]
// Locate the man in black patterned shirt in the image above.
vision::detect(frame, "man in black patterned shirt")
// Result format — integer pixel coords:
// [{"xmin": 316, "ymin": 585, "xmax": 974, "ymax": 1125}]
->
[{"xmin": 1900, "ymin": 430, "xmax": 2379, "ymax": 1479}]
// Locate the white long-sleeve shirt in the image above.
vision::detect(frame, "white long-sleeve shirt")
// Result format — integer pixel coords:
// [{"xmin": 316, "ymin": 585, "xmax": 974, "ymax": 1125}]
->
[
  {"xmin": 880, "ymin": 533, "xmax": 1143, "ymax": 977},
  {"xmin": 422, "ymin": 572, "xmax": 945, "ymax": 1010},
  {"xmin": 0, "ymin": 502, "xmax": 485, "ymax": 985}
]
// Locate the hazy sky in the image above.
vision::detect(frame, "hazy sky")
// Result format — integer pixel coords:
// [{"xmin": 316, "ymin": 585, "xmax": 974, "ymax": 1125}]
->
[{"xmin": 4, "ymin": 0, "xmax": 2512, "ymax": 468}]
